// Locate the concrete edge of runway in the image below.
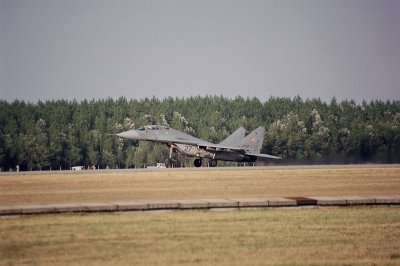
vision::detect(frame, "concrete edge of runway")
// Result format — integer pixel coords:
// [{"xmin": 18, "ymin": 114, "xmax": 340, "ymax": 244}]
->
[{"xmin": 1, "ymin": 195, "xmax": 399, "ymax": 216}]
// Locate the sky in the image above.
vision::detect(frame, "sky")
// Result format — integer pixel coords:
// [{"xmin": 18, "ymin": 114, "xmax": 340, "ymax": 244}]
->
[{"xmin": 1, "ymin": 0, "xmax": 399, "ymax": 103}]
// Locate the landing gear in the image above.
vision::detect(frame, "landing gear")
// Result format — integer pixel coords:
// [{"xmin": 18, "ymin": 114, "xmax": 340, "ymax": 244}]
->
[
  {"xmin": 194, "ymin": 158, "xmax": 202, "ymax": 167},
  {"xmin": 209, "ymin": 159, "xmax": 218, "ymax": 167}
]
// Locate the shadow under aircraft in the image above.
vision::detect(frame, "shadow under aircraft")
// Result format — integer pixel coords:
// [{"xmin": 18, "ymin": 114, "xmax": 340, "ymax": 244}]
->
[{"xmin": 116, "ymin": 125, "xmax": 281, "ymax": 167}]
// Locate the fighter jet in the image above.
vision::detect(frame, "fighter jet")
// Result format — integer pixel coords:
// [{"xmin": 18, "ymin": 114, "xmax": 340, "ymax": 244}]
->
[{"xmin": 116, "ymin": 125, "xmax": 281, "ymax": 167}]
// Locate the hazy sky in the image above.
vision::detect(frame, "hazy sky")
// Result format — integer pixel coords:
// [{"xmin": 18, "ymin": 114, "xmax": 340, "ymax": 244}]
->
[{"xmin": 1, "ymin": 0, "xmax": 399, "ymax": 103}]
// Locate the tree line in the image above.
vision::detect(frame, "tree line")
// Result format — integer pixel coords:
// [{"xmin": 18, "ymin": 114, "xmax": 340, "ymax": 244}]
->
[{"xmin": 0, "ymin": 96, "xmax": 399, "ymax": 171}]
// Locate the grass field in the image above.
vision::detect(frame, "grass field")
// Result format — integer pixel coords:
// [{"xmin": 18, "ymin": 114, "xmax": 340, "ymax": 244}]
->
[
  {"xmin": 1, "ymin": 166, "xmax": 400, "ymax": 265},
  {"xmin": 0, "ymin": 166, "xmax": 399, "ymax": 205},
  {"xmin": 1, "ymin": 207, "xmax": 400, "ymax": 265}
]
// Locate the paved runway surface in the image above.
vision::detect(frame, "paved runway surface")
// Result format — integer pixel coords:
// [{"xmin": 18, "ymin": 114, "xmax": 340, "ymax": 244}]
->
[
  {"xmin": 2, "ymin": 164, "xmax": 400, "ymax": 176},
  {"xmin": 2, "ymin": 164, "xmax": 399, "ymax": 215}
]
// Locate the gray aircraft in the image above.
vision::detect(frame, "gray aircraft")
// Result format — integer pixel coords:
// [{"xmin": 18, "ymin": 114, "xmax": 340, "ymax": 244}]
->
[{"xmin": 116, "ymin": 125, "xmax": 281, "ymax": 167}]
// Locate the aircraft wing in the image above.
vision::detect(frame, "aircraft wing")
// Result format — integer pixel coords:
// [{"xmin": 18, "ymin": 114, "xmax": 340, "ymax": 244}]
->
[
  {"xmin": 198, "ymin": 143, "xmax": 245, "ymax": 151},
  {"xmin": 198, "ymin": 144, "xmax": 281, "ymax": 159},
  {"xmin": 171, "ymin": 138, "xmax": 213, "ymax": 147}
]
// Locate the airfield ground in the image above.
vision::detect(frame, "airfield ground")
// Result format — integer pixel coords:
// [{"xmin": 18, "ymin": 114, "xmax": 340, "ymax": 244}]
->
[
  {"xmin": 1, "ymin": 207, "xmax": 400, "ymax": 265},
  {"xmin": 1, "ymin": 165, "xmax": 400, "ymax": 265},
  {"xmin": 0, "ymin": 165, "xmax": 399, "ymax": 205}
]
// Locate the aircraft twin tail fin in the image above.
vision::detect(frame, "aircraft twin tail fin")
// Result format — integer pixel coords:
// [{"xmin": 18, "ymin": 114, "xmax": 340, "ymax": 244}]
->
[
  {"xmin": 219, "ymin": 127, "xmax": 246, "ymax": 146},
  {"xmin": 239, "ymin": 126, "xmax": 265, "ymax": 153}
]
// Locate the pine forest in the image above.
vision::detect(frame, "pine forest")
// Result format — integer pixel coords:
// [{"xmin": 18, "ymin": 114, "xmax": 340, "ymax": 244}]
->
[{"xmin": 1, "ymin": 96, "xmax": 399, "ymax": 171}]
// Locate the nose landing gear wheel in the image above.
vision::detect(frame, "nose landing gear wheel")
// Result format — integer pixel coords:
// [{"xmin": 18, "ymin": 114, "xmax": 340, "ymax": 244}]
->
[
  {"xmin": 210, "ymin": 159, "xmax": 218, "ymax": 167},
  {"xmin": 194, "ymin": 159, "xmax": 202, "ymax": 167}
]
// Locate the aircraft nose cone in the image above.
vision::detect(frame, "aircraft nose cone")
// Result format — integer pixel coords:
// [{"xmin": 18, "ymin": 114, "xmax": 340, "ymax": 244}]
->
[{"xmin": 116, "ymin": 130, "xmax": 139, "ymax": 140}]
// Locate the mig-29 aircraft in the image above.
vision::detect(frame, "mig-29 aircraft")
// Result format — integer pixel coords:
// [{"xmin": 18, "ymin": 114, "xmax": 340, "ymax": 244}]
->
[{"xmin": 116, "ymin": 125, "xmax": 281, "ymax": 167}]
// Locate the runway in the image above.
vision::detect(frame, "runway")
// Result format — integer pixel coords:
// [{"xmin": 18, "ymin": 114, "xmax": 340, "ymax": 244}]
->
[
  {"xmin": 2, "ymin": 163, "xmax": 400, "ymax": 176},
  {"xmin": 1, "ymin": 165, "xmax": 399, "ymax": 215}
]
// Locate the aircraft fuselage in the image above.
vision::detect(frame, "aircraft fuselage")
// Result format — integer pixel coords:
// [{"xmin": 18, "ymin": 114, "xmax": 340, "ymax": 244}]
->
[{"xmin": 116, "ymin": 125, "xmax": 280, "ymax": 167}]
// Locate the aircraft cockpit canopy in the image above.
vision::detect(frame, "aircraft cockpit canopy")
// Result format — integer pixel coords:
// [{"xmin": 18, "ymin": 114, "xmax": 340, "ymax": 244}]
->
[{"xmin": 137, "ymin": 125, "xmax": 169, "ymax": 131}]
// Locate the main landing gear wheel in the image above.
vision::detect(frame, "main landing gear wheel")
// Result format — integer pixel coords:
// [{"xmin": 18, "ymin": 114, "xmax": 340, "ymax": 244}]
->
[
  {"xmin": 194, "ymin": 158, "xmax": 202, "ymax": 167},
  {"xmin": 209, "ymin": 159, "xmax": 218, "ymax": 167}
]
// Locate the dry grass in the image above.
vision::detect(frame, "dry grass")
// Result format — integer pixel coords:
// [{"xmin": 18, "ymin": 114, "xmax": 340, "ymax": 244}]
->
[
  {"xmin": 0, "ymin": 166, "xmax": 399, "ymax": 205},
  {"xmin": 1, "ymin": 207, "xmax": 399, "ymax": 265}
]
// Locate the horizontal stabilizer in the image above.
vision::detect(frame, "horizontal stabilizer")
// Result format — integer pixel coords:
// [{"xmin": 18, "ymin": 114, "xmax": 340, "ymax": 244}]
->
[{"xmin": 247, "ymin": 153, "xmax": 282, "ymax": 159}]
